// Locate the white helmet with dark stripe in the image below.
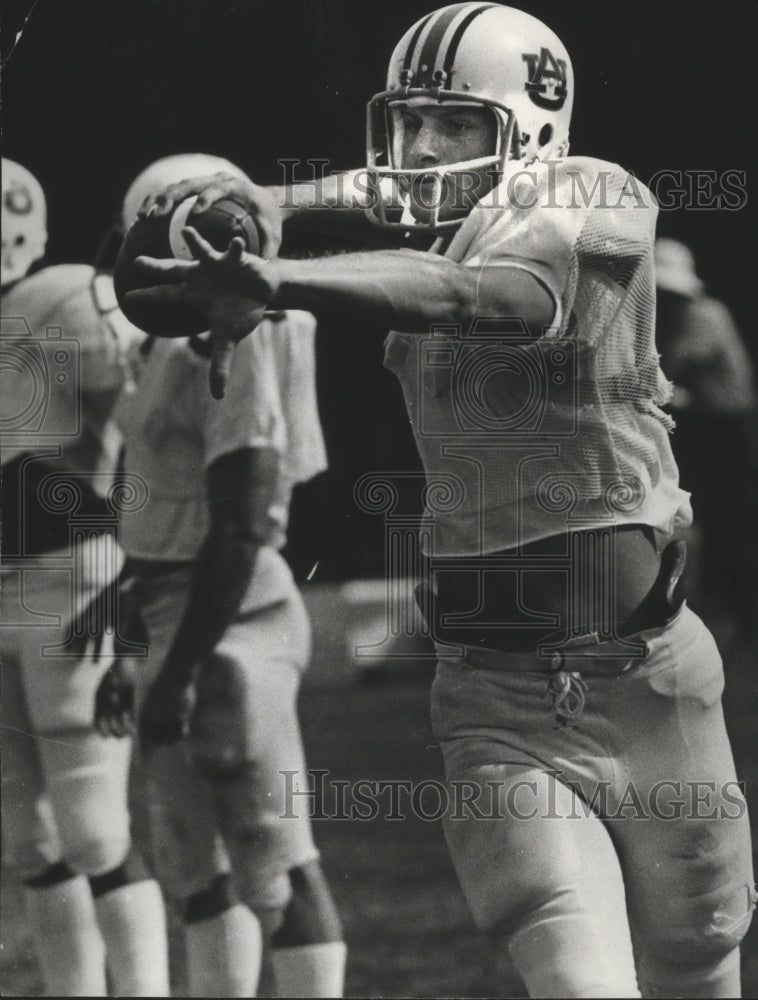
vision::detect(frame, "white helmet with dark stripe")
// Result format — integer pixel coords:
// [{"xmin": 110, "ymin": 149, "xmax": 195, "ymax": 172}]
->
[{"xmin": 366, "ymin": 2, "xmax": 574, "ymax": 230}]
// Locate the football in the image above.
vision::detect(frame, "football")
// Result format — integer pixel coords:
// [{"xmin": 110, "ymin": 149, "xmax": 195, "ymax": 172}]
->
[{"xmin": 114, "ymin": 196, "xmax": 261, "ymax": 337}]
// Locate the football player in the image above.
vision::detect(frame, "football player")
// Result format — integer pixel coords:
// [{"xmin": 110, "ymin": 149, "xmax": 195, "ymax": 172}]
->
[
  {"xmin": 120, "ymin": 5, "xmax": 756, "ymax": 997},
  {"xmin": 1, "ymin": 159, "xmax": 170, "ymax": 996},
  {"xmin": 96, "ymin": 154, "xmax": 346, "ymax": 998}
]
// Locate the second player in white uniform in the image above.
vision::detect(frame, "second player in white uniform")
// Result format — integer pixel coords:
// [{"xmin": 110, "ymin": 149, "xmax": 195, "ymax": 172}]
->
[
  {"xmin": 1, "ymin": 160, "xmax": 170, "ymax": 997},
  {"xmin": 97, "ymin": 153, "xmax": 346, "ymax": 999}
]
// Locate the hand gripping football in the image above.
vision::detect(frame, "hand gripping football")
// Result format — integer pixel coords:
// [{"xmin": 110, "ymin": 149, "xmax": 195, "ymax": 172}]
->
[{"xmin": 114, "ymin": 196, "xmax": 261, "ymax": 337}]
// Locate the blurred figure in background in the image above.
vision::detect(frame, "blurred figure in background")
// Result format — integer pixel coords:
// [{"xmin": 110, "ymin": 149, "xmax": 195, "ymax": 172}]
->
[
  {"xmin": 655, "ymin": 237, "xmax": 758, "ymax": 637},
  {"xmin": 0, "ymin": 159, "xmax": 170, "ymax": 996},
  {"xmin": 95, "ymin": 155, "xmax": 346, "ymax": 998}
]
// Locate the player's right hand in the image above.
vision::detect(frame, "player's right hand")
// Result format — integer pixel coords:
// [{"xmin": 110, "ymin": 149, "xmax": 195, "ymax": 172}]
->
[
  {"xmin": 138, "ymin": 171, "xmax": 283, "ymax": 258},
  {"xmin": 94, "ymin": 660, "xmax": 136, "ymax": 738},
  {"xmin": 125, "ymin": 229, "xmax": 276, "ymax": 398}
]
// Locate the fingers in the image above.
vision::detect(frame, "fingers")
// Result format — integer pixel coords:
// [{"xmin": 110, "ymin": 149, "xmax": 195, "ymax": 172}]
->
[
  {"xmin": 181, "ymin": 228, "xmax": 247, "ymax": 267},
  {"xmin": 140, "ymin": 172, "xmax": 249, "ymax": 218},
  {"xmin": 209, "ymin": 334, "xmax": 237, "ymax": 400},
  {"xmin": 180, "ymin": 225, "xmax": 219, "ymax": 263},
  {"xmin": 94, "ymin": 695, "xmax": 135, "ymax": 739},
  {"xmin": 142, "ymin": 174, "xmax": 222, "ymax": 218},
  {"xmin": 123, "ymin": 284, "xmax": 186, "ymax": 310},
  {"xmin": 132, "ymin": 254, "xmax": 198, "ymax": 280},
  {"xmin": 225, "ymin": 235, "xmax": 247, "ymax": 263}
]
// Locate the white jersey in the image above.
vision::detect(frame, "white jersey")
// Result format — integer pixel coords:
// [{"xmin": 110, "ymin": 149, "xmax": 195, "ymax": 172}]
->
[
  {"xmin": 1, "ymin": 266, "xmax": 143, "ymax": 558},
  {"xmin": 1, "ymin": 265, "xmax": 141, "ymax": 475},
  {"xmin": 116, "ymin": 310, "xmax": 327, "ymax": 576},
  {"xmin": 384, "ymin": 156, "xmax": 692, "ymax": 556}
]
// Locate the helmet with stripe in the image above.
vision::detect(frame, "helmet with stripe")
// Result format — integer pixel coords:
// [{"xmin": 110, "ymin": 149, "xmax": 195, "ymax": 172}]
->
[{"xmin": 366, "ymin": 3, "xmax": 574, "ymax": 231}]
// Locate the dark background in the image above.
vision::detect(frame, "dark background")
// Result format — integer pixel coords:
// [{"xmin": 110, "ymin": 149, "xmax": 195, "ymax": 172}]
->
[{"xmin": 3, "ymin": 0, "xmax": 756, "ymax": 578}]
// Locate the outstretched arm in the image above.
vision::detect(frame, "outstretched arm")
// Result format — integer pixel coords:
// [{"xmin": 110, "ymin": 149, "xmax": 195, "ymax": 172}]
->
[
  {"xmin": 128, "ymin": 228, "xmax": 555, "ymax": 396},
  {"xmin": 268, "ymin": 250, "xmax": 553, "ymax": 334}
]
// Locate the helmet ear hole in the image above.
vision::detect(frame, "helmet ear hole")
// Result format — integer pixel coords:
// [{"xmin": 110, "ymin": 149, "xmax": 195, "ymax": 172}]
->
[{"xmin": 538, "ymin": 124, "xmax": 554, "ymax": 148}]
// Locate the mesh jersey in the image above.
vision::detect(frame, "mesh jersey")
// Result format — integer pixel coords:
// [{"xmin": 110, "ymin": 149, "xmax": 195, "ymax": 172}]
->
[
  {"xmin": 383, "ymin": 156, "xmax": 692, "ymax": 556},
  {"xmin": 116, "ymin": 311, "xmax": 327, "ymax": 568}
]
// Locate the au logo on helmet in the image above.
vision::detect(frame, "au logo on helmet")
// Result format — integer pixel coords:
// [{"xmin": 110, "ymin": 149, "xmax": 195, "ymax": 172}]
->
[{"xmin": 522, "ymin": 47, "xmax": 568, "ymax": 111}]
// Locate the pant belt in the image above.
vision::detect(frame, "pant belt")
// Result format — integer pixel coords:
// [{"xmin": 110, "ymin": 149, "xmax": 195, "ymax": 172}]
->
[
  {"xmin": 436, "ymin": 600, "xmax": 686, "ymax": 677},
  {"xmin": 424, "ymin": 536, "xmax": 688, "ymax": 672},
  {"xmin": 438, "ymin": 631, "xmax": 647, "ymax": 676}
]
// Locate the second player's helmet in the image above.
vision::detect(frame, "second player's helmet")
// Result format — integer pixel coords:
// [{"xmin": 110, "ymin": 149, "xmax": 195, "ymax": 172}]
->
[
  {"xmin": 366, "ymin": 2, "xmax": 574, "ymax": 229},
  {"xmin": 2, "ymin": 159, "xmax": 48, "ymax": 288},
  {"xmin": 121, "ymin": 153, "xmax": 246, "ymax": 232}
]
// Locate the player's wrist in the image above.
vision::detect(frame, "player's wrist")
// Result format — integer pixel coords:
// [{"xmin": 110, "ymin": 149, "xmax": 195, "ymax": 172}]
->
[
  {"xmin": 267, "ymin": 184, "xmax": 300, "ymax": 221},
  {"xmin": 257, "ymin": 257, "xmax": 286, "ymax": 306}
]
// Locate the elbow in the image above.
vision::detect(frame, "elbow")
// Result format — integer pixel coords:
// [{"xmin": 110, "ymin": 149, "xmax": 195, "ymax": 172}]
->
[{"xmin": 400, "ymin": 262, "xmax": 481, "ymax": 329}]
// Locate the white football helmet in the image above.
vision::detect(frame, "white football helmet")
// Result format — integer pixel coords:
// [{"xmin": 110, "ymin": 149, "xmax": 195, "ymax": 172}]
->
[
  {"xmin": 366, "ymin": 2, "xmax": 574, "ymax": 230},
  {"xmin": 2, "ymin": 159, "xmax": 48, "ymax": 287},
  {"xmin": 121, "ymin": 153, "xmax": 246, "ymax": 231}
]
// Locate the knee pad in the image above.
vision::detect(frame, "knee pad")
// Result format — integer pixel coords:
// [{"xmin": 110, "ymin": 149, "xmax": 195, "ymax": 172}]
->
[
  {"xmin": 243, "ymin": 870, "xmax": 293, "ymax": 915},
  {"xmin": 685, "ymin": 882, "xmax": 755, "ymax": 960},
  {"xmin": 2, "ymin": 795, "xmax": 63, "ymax": 882},
  {"xmin": 211, "ymin": 770, "xmax": 317, "ymax": 912},
  {"xmin": 40, "ymin": 732, "xmax": 132, "ymax": 876},
  {"xmin": 638, "ymin": 884, "xmax": 756, "ymax": 998},
  {"xmin": 1, "ymin": 662, "xmax": 62, "ymax": 879},
  {"xmin": 216, "ymin": 793, "xmax": 289, "ymax": 897}
]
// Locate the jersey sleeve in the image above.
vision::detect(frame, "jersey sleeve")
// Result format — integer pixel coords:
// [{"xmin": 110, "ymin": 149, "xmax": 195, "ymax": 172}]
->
[
  {"xmin": 203, "ymin": 321, "xmax": 287, "ymax": 469},
  {"xmin": 254, "ymin": 310, "xmax": 328, "ymax": 485},
  {"xmin": 444, "ymin": 157, "xmax": 657, "ymax": 334}
]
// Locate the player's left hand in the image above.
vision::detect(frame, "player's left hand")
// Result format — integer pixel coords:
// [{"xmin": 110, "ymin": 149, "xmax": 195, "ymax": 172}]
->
[
  {"xmin": 94, "ymin": 660, "xmax": 136, "ymax": 738},
  {"xmin": 124, "ymin": 229, "xmax": 278, "ymax": 399},
  {"xmin": 139, "ymin": 171, "xmax": 284, "ymax": 259},
  {"xmin": 139, "ymin": 675, "xmax": 197, "ymax": 748}
]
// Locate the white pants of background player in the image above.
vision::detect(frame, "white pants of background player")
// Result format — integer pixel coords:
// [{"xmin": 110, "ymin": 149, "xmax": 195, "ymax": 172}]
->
[
  {"xmin": 133, "ymin": 557, "xmax": 345, "ymax": 998},
  {"xmin": 1, "ymin": 535, "xmax": 169, "ymax": 997}
]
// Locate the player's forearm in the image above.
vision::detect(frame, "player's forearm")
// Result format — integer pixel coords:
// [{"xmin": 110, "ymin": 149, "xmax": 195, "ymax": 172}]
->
[
  {"xmin": 269, "ymin": 170, "xmax": 367, "ymax": 216},
  {"xmin": 266, "ymin": 249, "xmax": 482, "ymax": 331},
  {"xmin": 156, "ymin": 534, "xmax": 258, "ymax": 687}
]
